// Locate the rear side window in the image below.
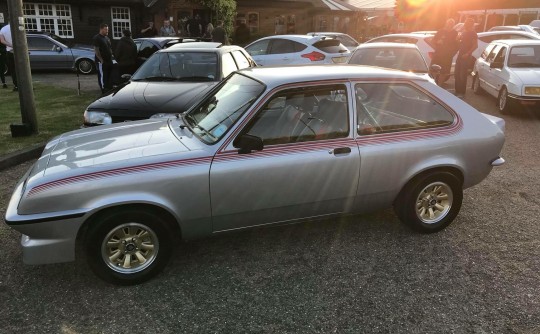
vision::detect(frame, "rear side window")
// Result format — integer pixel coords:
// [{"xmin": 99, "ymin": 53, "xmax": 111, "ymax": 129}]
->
[
  {"xmin": 28, "ymin": 37, "xmax": 55, "ymax": 51},
  {"xmin": 356, "ymin": 83, "xmax": 454, "ymax": 135},
  {"xmin": 269, "ymin": 39, "xmax": 306, "ymax": 54},
  {"xmin": 313, "ymin": 39, "xmax": 348, "ymax": 53}
]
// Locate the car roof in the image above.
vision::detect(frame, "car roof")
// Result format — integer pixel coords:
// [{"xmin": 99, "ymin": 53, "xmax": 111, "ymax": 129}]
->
[
  {"xmin": 368, "ymin": 33, "xmax": 431, "ymax": 41},
  {"xmin": 478, "ymin": 31, "xmax": 540, "ymax": 38},
  {"xmin": 487, "ymin": 39, "xmax": 540, "ymax": 46},
  {"xmin": 161, "ymin": 42, "xmax": 244, "ymax": 53},
  {"xmin": 356, "ymin": 42, "xmax": 418, "ymax": 49},
  {"xmin": 239, "ymin": 64, "xmax": 423, "ymax": 87},
  {"xmin": 253, "ymin": 34, "xmax": 330, "ymax": 43}
]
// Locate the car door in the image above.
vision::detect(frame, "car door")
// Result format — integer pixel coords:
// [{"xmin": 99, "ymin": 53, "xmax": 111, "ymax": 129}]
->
[
  {"xmin": 481, "ymin": 45, "xmax": 502, "ymax": 97},
  {"xmin": 245, "ymin": 39, "xmax": 271, "ymax": 66},
  {"xmin": 475, "ymin": 43, "xmax": 496, "ymax": 92},
  {"xmin": 27, "ymin": 36, "xmax": 70, "ymax": 70},
  {"xmin": 210, "ymin": 83, "xmax": 360, "ymax": 232},
  {"xmin": 488, "ymin": 46, "xmax": 509, "ymax": 96}
]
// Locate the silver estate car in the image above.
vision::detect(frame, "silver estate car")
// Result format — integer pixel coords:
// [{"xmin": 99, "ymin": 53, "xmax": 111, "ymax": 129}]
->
[{"xmin": 5, "ymin": 65, "xmax": 506, "ymax": 285}]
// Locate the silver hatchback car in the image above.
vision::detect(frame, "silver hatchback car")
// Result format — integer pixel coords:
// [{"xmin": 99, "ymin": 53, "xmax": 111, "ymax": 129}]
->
[{"xmin": 5, "ymin": 65, "xmax": 505, "ymax": 285}]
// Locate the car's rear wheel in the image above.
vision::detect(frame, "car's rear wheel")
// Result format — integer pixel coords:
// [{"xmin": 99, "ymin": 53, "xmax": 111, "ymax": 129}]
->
[
  {"xmin": 498, "ymin": 86, "xmax": 512, "ymax": 114},
  {"xmin": 77, "ymin": 58, "xmax": 95, "ymax": 74},
  {"xmin": 394, "ymin": 172, "xmax": 463, "ymax": 233},
  {"xmin": 472, "ymin": 74, "xmax": 483, "ymax": 95},
  {"xmin": 85, "ymin": 209, "xmax": 174, "ymax": 285}
]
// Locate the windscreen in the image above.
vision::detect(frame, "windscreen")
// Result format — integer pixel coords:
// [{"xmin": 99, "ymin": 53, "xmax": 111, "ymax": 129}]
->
[{"xmin": 132, "ymin": 51, "xmax": 218, "ymax": 81}]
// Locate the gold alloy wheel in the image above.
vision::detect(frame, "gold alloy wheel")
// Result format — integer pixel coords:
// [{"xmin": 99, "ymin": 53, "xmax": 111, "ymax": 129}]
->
[
  {"xmin": 415, "ymin": 182, "xmax": 453, "ymax": 224},
  {"xmin": 101, "ymin": 223, "xmax": 159, "ymax": 274}
]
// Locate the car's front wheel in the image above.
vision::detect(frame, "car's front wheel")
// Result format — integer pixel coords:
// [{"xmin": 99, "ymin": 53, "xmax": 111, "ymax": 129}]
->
[
  {"xmin": 85, "ymin": 209, "xmax": 174, "ymax": 285},
  {"xmin": 76, "ymin": 58, "xmax": 95, "ymax": 74},
  {"xmin": 394, "ymin": 172, "xmax": 463, "ymax": 233},
  {"xmin": 498, "ymin": 86, "xmax": 512, "ymax": 114}
]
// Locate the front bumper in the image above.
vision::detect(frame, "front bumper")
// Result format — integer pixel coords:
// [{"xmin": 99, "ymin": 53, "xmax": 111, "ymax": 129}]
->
[
  {"xmin": 5, "ymin": 175, "xmax": 87, "ymax": 265},
  {"xmin": 508, "ymin": 93, "xmax": 540, "ymax": 107}
]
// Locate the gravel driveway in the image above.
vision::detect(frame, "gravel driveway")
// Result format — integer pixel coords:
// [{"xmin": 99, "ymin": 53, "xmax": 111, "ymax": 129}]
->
[{"xmin": 0, "ymin": 77, "xmax": 539, "ymax": 333}]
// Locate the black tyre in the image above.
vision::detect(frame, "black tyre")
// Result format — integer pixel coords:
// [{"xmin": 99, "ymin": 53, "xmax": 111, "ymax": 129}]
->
[
  {"xmin": 394, "ymin": 172, "xmax": 463, "ymax": 233},
  {"xmin": 85, "ymin": 209, "xmax": 174, "ymax": 285},
  {"xmin": 76, "ymin": 58, "xmax": 95, "ymax": 74},
  {"xmin": 498, "ymin": 86, "xmax": 512, "ymax": 114},
  {"xmin": 472, "ymin": 75, "xmax": 483, "ymax": 95}
]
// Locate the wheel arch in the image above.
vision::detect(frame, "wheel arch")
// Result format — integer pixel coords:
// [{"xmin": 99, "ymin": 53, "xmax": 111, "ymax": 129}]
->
[
  {"xmin": 77, "ymin": 203, "xmax": 182, "ymax": 243},
  {"xmin": 394, "ymin": 165, "xmax": 464, "ymax": 206}
]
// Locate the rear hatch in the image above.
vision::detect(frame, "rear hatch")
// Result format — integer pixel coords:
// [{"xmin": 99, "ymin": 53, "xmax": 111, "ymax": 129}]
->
[{"xmin": 311, "ymin": 39, "xmax": 350, "ymax": 63}]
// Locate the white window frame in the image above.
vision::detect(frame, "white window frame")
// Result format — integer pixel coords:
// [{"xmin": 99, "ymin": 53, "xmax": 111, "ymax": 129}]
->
[
  {"xmin": 23, "ymin": 3, "xmax": 74, "ymax": 38},
  {"xmin": 111, "ymin": 7, "xmax": 131, "ymax": 40}
]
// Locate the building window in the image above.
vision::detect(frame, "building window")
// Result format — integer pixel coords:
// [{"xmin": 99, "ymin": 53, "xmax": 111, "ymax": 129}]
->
[
  {"xmin": 111, "ymin": 7, "xmax": 131, "ymax": 40},
  {"xmin": 23, "ymin": 3, "xmax": 73, "ymax": 38},
  {"xmin": 248, "ymin": 12, "xmax": 259, "ymax": 34}
]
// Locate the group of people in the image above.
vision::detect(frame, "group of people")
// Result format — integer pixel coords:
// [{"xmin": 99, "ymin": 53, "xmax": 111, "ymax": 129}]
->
[
  {"xmin": 431, "ymin": 17, "xmax": 478, "ymax": 98},
  {"xmin": 93, "ymin": 23, "xmax": 137, "ymax": 94},
  {"xmin": 139, "ymin": 17, "xmax": 229, "ymax": 44}
]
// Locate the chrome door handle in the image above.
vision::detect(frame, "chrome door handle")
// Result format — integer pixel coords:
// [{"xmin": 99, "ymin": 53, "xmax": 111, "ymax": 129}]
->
[{"xmin": 329, "ymin": 147, "xmax": 351, "ymax": 155}]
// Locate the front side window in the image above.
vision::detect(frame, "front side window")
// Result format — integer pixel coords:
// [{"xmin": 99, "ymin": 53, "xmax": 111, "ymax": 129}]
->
[
  {"xmin": 238, "ymin": 84, "xmax": 349, "ymax": 146},
  {"xmin": 184, "ymin": 74, "xmax": 265, "ymax": 144},
  {"xmin": 356, "ymin": 83, "xmax": 454, "ymax": 135},
  {"xmin": 481, "ymin": 44, "xmax": 496, "ymax": 59},
  {"xmin": 493, "ymin": 46, "xmax": 507, "ymax": 64},
  {"xmin": 27, "ymin": 37, "xmax": 55, "ymax": 51},
  {"xmin": 245, "ymin": 39, "xmax": 270, "ymax": 56},
  {"xmin": 221, "ymin": 53, "xmax": 238, "ymax": 78},
  {"xmin": 486, "ymin": 45, "xmax": 501, "ymax": 63}
]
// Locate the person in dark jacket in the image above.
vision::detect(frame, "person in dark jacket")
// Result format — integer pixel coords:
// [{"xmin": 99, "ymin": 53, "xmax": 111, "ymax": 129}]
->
[
  {"xmin": 211, "ymin": 20, "xmax": 228, "ymax": 44},
  {"xmin": 234, "ymin": 23, "xmax": 250, "ymax": 46},
  {"xmin": 115, "ymin": 29, "xmax": 137, "ymax": 76}
]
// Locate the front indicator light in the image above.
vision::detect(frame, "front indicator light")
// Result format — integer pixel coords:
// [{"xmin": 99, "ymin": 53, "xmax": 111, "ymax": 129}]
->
[{"xmin": 524, "ymin": 87, "xmax": 540, "ymax": 95}]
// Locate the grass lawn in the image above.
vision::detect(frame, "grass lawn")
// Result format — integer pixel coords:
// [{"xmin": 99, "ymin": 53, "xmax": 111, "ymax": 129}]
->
[{"xmin": 0, "ymin": 83, "xmax": 96, "ymax": 156}]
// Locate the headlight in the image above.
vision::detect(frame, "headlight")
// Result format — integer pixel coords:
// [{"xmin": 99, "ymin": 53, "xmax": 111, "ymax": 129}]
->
[
  {"xmin": 84, "ymin": 110, "xmax": 112, "ymax": 125},
  {"xmin": 150, "ymin": 113, "xmax": 177, "ymax": 119},
  {"xmin": 524, "ymin": 87, "xmax": 540, "ymax": 96}
]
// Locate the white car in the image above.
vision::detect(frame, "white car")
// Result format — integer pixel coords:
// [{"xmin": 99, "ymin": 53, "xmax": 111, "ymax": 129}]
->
[
  {"xmin": 307, "ymin": 32, "xmax": 360, "ymax": 51},
  {"xmin": 348, "ymin": 43, "xmax": 439, "ymax": 84},
  {"xmin": 366, "ymin": 33, "xmax": 436, "ymax": 65},
  {"xmin": 475, "ymin": 31, "xmax": 540, "ymax": 59},
  {"xmin": 472, "ymin": 40, "xmax": 540, "ymax": 113},
  {"xmin": 244, "ymin": 35, "xmax": 350, "ymax": 66},
  {"xmin": 488, "ymin": 25, "xmax": 540, "ymax": 35}
]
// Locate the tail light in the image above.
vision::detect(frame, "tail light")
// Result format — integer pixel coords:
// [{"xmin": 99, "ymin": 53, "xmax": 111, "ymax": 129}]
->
[
  {"xmin": 301, "ymin": 51, "xmax": 325, "ymax": 61},
  {"xmin": 428, "ymin": 51, "xmax": 435, "ymax": 59}
]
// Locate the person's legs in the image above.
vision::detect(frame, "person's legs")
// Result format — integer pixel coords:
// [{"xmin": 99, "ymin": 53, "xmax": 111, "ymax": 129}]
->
[
  {"xmin": 7, "ymin": 51, "xmax": 17, "ymax": 89},
  {"xmin": 102, "ymin": 63, "xmax": 112, "ymax": 92},
  {"xmin": 454, "ymin": 57, "xmax": 466, "ymax": 96},
  {"xmin": 0, "ymin": 51, "xmax": 6, "ymax": 88},
  {"xmin": 96, "ymin": 62, "xmax": 104, "ymax": 93}
]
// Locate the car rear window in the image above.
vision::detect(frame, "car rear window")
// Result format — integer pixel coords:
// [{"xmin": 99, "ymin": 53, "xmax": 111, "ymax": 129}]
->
[{"xmin": 313, "ymin": 39, "xmax": 348, "ymax": 53}]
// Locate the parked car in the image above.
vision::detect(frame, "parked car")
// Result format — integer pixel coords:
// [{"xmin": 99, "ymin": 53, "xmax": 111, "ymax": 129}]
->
[
  {"xmin": 84, "ymin": 42, "xmax": 256, "ymax": 126},
  {"xmin": 475, "ymin": 31, "xmax": 540, "ymax": 59},
  {"xmin": 348, "ymin": 42, "xmax": 439, "ymax": 83},
  {"xmin": 244, "ymin": 35, "xmax": 350, "ymax": 66},
  {"xmin": 133, "ymin": 37, "xmax": 202, "ymax": 69},
  {"xmin": 307, "ymin": 32, "xmax": 360, "ymax": 51},
  {"xmin": 472, "ymin": 40, "xmax": 540, "ymax": 113},
  {"xmin": 24, "ymin": 32, "xmax": 95, "ymax": 74},
  {"xmin": 6, "ymin": 65, "xmax": 505, "ymax": 285},
  {"xmin": 488, "ymin": 25, "xmax": 540, "ymax": 35},
  {"xmin": 365, "ymin": 33, "xmax": 437, "ymax": 65}
]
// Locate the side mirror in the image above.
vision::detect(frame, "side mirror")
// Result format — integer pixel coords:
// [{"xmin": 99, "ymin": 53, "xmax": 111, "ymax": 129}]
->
[
  {"xmin": 236, "ymin": 134, "xmax": 263, "ymax": 154},
  {"xmin": 490, "ymin": 61, "xmax": 503, "ymax": 69},
  {"xmin": 429, "ymin": 64, "xmax": 442, "ymax": 74},
  {"xmin": 121, "ymin": 74, "xmax": 132, "ymax": 81},
  {"xmin": 55, "ymin": 46, "xmax": 63, "ymax": 53}
]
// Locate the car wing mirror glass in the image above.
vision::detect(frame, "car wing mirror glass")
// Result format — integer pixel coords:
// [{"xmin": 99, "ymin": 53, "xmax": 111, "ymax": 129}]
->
[
  {"xmin": 236, "ymin": 134, "xmax": 263, "ymax": 154},
  {"xmin": 121, "ymin": 74, "xmax": 132, "ymax": 81},
  {"xmin": 429, "ymin": 64, "xmax": 442, "ymax": 73},
  {"xmin": 55, "ymin": 46, "xmax": 63, "ymax": 52}
]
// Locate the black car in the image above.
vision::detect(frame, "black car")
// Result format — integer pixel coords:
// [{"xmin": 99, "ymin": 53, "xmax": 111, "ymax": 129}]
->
[{"xmin": 83, "ymin": 42, "xmax": 256, "ymax": 126}]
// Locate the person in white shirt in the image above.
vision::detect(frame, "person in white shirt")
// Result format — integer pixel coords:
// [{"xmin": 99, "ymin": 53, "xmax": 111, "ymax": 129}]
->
[{"xmin": 0, "ymin": 22, "xmax": 17, "ymax": 91}]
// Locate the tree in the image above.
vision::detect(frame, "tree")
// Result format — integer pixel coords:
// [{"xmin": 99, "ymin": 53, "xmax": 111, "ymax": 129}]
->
[{"xmin": 187, "ymin": 0, "xmax": 236, "ymax": 35}]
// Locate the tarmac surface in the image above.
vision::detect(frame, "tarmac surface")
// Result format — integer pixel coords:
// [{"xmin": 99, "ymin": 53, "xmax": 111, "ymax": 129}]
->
[{"xmin": 1, "ymin": 74, "xmax": 540, "ymax": 333}]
